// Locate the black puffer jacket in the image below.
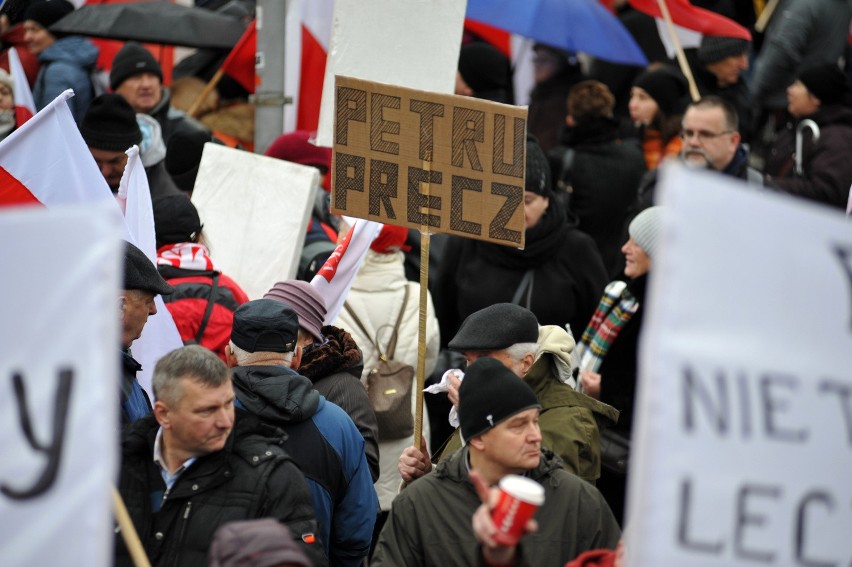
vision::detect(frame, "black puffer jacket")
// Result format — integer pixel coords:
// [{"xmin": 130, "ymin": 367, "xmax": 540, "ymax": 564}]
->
[{"xmin": 115, "ymin": 411, "xmax": 326, "ymax": 567}]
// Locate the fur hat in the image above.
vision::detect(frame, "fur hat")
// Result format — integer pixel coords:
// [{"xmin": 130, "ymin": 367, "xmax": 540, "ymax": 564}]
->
[
  {"xmin": 459, "ymin": 357, "xmax": 541, "ymax": 441},
  {"xmin": 23, "ymin": 0, "xmax": 73, "ymax": 30},
  {"xmin": 264, "ymin": 280, "xmax": 327, "ymax": 342},
  {"xmin": 124, "ymin": 240, "xmax": 173, "ymax": 296},
  {"xmin": 633, "ymin": 67, "xmax": 688, "ymax": 116},
  {"xmin": 449, "ymin": 303, "xmax": 539, "ymax": 352},
  {"xmin": 799, "ymin": 63, "xmax": 850, "ymax": 106},
  {"xmin": 110, "ymin": 42, "xmax": 163, "ymax": 90},
  {"xmin": 698, "ymin": 36, "xmax": 750, "ymax": 65},
  {"xmin": 231, "ymin": 299, "xmax": 299, "ymax": 354},
  {"xmin": 152, "ymin": 195, "xmax": 202, "ymax": 248},
  {"xmin": 628, "ymin": 206, "xmax": 664, "ymax": 259},
  {"xmin": 80, "ymin": 94, "xmax": 142, "ymax": 151}
]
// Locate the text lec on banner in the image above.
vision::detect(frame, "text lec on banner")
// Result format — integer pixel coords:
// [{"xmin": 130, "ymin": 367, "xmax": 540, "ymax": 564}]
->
[{"xmin": 331, "ymin": 75, "xmax": 528, "ymax": 248}]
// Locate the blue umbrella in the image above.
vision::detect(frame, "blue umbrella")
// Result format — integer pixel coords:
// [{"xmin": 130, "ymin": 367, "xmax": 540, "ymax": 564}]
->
[{"xmin": 466, "ymin": 0, "xmax": 648, "ymax": 67}]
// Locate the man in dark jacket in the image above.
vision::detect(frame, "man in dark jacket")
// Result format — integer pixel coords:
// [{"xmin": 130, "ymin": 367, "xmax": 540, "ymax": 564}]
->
[
  {"xmin": 226, "ymin": 299, "xmax": 377, "ymax": 567},
  {"xmin": 374, "ymin": 358, "xmax": 620, "ymax": 566},
  {"xmin": 765, "ymin": 63, "xmax": 852, "ymax": 209},
  {"xmin": 115, "ymin": 345, "xmax": 325, "ymax": 567},
  {"xmin": 110, "ymin": 42, "xmax": 209, "ymax": 147},
  {"xmin": 695, "ymin": 35, "xmax": 753, "ymax": 144},
  {"xmin": 265, "ymin": 279, "xmax": 380, "ymax": 481},
  {"xmin": 120, "ymin": 241, "xmax": 174, "ymax": 424}
]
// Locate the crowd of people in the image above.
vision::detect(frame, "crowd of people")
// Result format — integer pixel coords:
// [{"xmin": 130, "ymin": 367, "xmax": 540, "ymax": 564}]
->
[{"xmin": 3, "ymin": 0, "xmax": 852, "ymax": 566}]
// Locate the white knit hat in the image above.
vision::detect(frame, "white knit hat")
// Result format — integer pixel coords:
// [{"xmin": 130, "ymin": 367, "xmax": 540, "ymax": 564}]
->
[{"xmin": 628, "ymin": 206, "xmax": 664, "ymax": 258}]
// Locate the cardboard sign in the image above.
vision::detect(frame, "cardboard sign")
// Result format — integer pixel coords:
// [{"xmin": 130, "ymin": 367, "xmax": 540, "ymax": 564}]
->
[
  {"xmin": 332, "ymin": 76, "xmax": 527, "ymax": 248},
  {"xmin": 191, "ymin": 143, "xmax": 319, "ymax": 300},
  {"xmin": 0, "ymin": 203, "xmax": 122, "ymax": 566},
  {"xmin": 626, "ymin": 165, "xmax": 852, "ymax": 566}
]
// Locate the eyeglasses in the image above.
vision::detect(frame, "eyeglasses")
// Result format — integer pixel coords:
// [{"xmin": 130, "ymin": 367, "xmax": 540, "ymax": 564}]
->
[{"xmin": 679, "ymin": 129, "xmax": 733, "ymax": 142}]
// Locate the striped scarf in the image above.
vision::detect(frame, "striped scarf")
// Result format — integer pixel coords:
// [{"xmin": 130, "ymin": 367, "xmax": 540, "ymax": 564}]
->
[
  {"xmin": 156, "ymin": 242, "xmax": 216, "ymax": 271},
  {"xmin": 576, "ymin": 281, "xmax": 639, "ymax": 373}
]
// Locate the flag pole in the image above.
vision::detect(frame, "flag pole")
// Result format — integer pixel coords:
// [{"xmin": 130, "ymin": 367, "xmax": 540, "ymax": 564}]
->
[
  {"xmin": 113, "ymin": 486, "xmax": 152, "ymax": 567},
  {"xmin": 754, "ymin": 0, "xmax": 780, "ymax": 33},
  {"xmin": 186, "ymin": 68, "xmax": 225, "ymax": 118},
  {"xmin": 413, "ymin": 152, "xmax": 431, "ymax": 452},
  {"xmin": 655, "ymin": 0, "xmax": 700, "ymax": 102}
]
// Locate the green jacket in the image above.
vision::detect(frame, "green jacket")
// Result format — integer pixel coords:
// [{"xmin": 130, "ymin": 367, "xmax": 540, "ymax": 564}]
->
[
  {"xmin": 373, "ymin": 447, "xmax": 621, "ymax": 567},
  {"xmin": 436, "ymin": 326, "xmax": 619, "ymax": 483}
]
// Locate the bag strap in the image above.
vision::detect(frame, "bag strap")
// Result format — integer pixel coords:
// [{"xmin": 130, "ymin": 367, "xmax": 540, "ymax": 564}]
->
[
  {"xmin": 511, "ymin": 270, "xmax": 534, "ymax": 308},
  {"xmin": 193, "ymin": 274, "xmax": 219, "ymax": 344},
  {"xmin": 342, "ymin": 301, "xmax": 380, "ymax": 351},
  {"xmin": 385, "ymin": 285, "xmax": 410, "ymax": 359}
]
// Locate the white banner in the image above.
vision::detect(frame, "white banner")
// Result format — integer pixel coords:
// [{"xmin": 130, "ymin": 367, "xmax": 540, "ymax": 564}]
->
[
  {"xmin": 191, "ymin": 143, "xmax": 319, "ymax": 300},
  {"xmin": 0, "ymin": 203, "xmax": 123, "ymax": 566},
  {"xmin": 626, "ymin": 165, "xmax": 852, "ymax": 566},
  {"xmin": 315, "ymin": 0, "xmax": 465, "ymax": 147}
]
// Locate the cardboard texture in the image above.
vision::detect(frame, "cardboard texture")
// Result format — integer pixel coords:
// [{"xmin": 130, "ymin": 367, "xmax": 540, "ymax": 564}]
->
[
  {"xmin": 332, "ymin": 76, "xmax": 527, "ymax": 248},
  {"xmin": 191, "ymin": 143, "xmax": 319, "ymax": 300}
]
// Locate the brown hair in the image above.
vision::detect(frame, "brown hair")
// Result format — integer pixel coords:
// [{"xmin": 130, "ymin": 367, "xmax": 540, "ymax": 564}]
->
[{"xmin": 567, "ymin": 80, "xmax": 615, "ymax": 121}]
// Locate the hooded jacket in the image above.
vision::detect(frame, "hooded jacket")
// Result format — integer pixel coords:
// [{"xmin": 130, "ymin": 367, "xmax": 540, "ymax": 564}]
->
[
  {"xmin": 372, "ymin": 447, "xmax": 621, "ymax": 567},
  {"xmin": 115, "ymin": 411, "xmax": 325, "ymax": 567},
  {"xmin": 299, "ymin": 325, "xmax": 380, "ymax": 482},
  {"xmin": 34, "ymin": 35, "xmax": 99, "ymax": 122},
  {"xmin": 231, "ymin": 365, "xmax": 377, "ymax": 567}
]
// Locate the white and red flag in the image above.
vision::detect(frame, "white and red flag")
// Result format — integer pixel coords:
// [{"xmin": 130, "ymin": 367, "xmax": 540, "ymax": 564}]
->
[
  {"xmin": 311, "ymin": 218, "xmax": 382, "ymax": 324},
  {"xmin": 8, "ymin": 47, "xmax": 35, "ymax": 126}
]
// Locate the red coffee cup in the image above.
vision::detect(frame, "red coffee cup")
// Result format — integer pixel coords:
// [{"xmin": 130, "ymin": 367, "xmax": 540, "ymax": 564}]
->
[{"xmin": 490, "ymin": 475, "xmax": 545, "ymax": 546}]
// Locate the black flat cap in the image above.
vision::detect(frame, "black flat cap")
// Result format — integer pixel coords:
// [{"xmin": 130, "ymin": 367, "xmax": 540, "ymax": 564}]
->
[
  {"xmin": 231, "ymin": 299, "xmax": 299, "ymax": 354},
  {"xmin": 448, "ymin": 303, "xmax": 539, "ymax": 351},
  {"xmin": 124, "ymin": 241, "xmax": 174, "ymax": 296}
]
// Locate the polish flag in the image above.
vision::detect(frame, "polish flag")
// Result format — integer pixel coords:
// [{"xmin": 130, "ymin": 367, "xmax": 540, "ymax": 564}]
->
[
  {"xmin": 311, "ymin": 218, "xmax": 382, "ymax": 324},
  {"xmin": 116, "ymin": 146, "xmax": 183, "ymax": 396},
  {"xmin": 0, "ymin": 90, "xmax": 119, "ymax": 215},
  {"xmin": 8, "ymin": 47, "xmax": 35, "ymax": 126},
  {"xmin": 221, "ymin": 20, "xmax": 257, "ymax": 93},
  {"xmin": 628, "ymin": 0, "xmax": 751, "ymax": 40},
  {"xmin": 284, "ymin": 0, "xmax": 334, "ymax": 132}
]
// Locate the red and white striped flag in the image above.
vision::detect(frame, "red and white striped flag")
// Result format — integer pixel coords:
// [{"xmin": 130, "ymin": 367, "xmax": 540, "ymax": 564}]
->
[
  {"xmin": 311, "ymin": 218, "xmax": 382, "ymax": 324},
  {"xmin": 8, "ymin": 47, "xmax": 35, "ymax": 126},
  {"xmin": 0, "ymin": 89, "xmax": 120, "ymax": 218}
]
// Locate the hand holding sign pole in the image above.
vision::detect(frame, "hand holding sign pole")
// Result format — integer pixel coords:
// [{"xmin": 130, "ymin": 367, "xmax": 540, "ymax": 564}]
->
[{"xmin": 331, "ymin": 75, "xmax": 527, "ymax": 452}]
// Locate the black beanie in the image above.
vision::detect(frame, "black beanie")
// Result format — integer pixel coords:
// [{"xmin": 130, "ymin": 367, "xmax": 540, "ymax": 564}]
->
[
  {"xmin": 80, "ymin": 94, "xmax": 143, "ymax": 151},
  {"xmin": 110, "ymin": 42, "xmax": 163, "ymax": 90},
  {"xmin": 525, "ymin": 135, "xmax": 552, "ymax": 197},
  {"xmin": 165, "ymin": 128, "xmax": 214, "ymax": 193},
  {"xmin": 153, "ymin": 195, "xmax": 203, "ymax": 248},
  {"xmin": 698, "ymin": 36, "xmax": 750, "ymax": 65},
  {"xmin": 459, "ymin": 357, "xmax": 541, "ymax": 442},
  {"xmin": 23, "ymin": 0, "xmax": 73, "ymax": 30},
  {"xmin": 799, "ymin": 63, "xmax": 850, "ymax": 106},
  {"xmin": 633, "ymin": 67, "xmax": 688, "ymax": 116},
  {"xmin": 458, "ymin": 42, "xmax": 513, "ymax": 104}
]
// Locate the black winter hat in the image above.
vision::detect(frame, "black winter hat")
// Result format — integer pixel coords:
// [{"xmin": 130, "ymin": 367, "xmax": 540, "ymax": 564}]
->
[
  {"xmin": 23, "ymin": 0, "xmax": 73, "ymax": 30},
  {"xmin": 165, "ymin": 128, "xmax": 214, "ymax": 193},
  {"xmin": 110, "ymin": 42, "xmax": 163, "ymax": 90},
  {"xmin": 152, "ymin": 195, "xmax": 202, "ymax": 248},
  {"xmin": 80, "ymin": 94, "xmax": 142, "ymax": 151},
  {"xmin": 698, "ymin": 36, "xmax": 750, "ymax": 65},
  {"xmin": 124, "ymin": 240, "xmax": 174, "ymax": 296},
  {"xmin": 449, "ymin": 303, "xmax": 539, "ymax": 352},
  {"xmin": 633, "ymin": 66, "xmax": 688, "ymax": 116},
  {"xmin": 459, "ymin": 357, "xmax": 541, "ymax": 441},
  {"xmin": 525, "ymin": 135, "xmax": 552, "ymax": 197},
  {"xmin": 231, "ymin": 299, "xmax": 299, "ymax": 354},
  {"xmin": 799, "ymin": 63, "xmax": 850, "ymax": 106},
  {"xmin": 458, "ymin": 42, "xmax": 513, "ymax": 103}
]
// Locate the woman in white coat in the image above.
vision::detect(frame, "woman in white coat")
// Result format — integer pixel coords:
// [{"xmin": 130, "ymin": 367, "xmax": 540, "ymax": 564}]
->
[{"xmin": 334, "ymin": 224, "xmax": 440, "ymax": 553}]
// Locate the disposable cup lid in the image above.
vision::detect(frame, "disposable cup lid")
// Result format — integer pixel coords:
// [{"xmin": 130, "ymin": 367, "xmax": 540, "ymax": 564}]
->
[{"xmin": 498, "ymin": 474, "xmax": 545, "ymax": 506}]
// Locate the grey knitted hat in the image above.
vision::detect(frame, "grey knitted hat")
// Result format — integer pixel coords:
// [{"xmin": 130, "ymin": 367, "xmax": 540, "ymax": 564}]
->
[{"xmin": 628, "ymin": 206, "xmax": 664, "ymax": 258}]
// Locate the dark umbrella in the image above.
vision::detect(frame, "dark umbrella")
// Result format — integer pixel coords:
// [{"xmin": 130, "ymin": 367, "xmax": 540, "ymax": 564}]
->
[{"xmin": 49, "ymin": 1, "xmax": 246, "ymax": 50}]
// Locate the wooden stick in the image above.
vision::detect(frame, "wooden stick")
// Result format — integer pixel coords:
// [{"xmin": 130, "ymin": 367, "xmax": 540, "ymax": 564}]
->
[
  {"xmin": 186, "ymin": 68, "xmax": 225, "ymax": 118},
  {"xmin": 656, "ymin": 0, "xmax": 700, "ymax": 102},
  {"xmin": 755, "ymin": 0, "xmax": 780, "ymax": 33},
  {"xmin": 413, "ymin": 153, "xmax": 432, "ymax": 450},
  {"xmin": 112, "ymin": 486, "xmax": 152, "ymax": 567}
]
